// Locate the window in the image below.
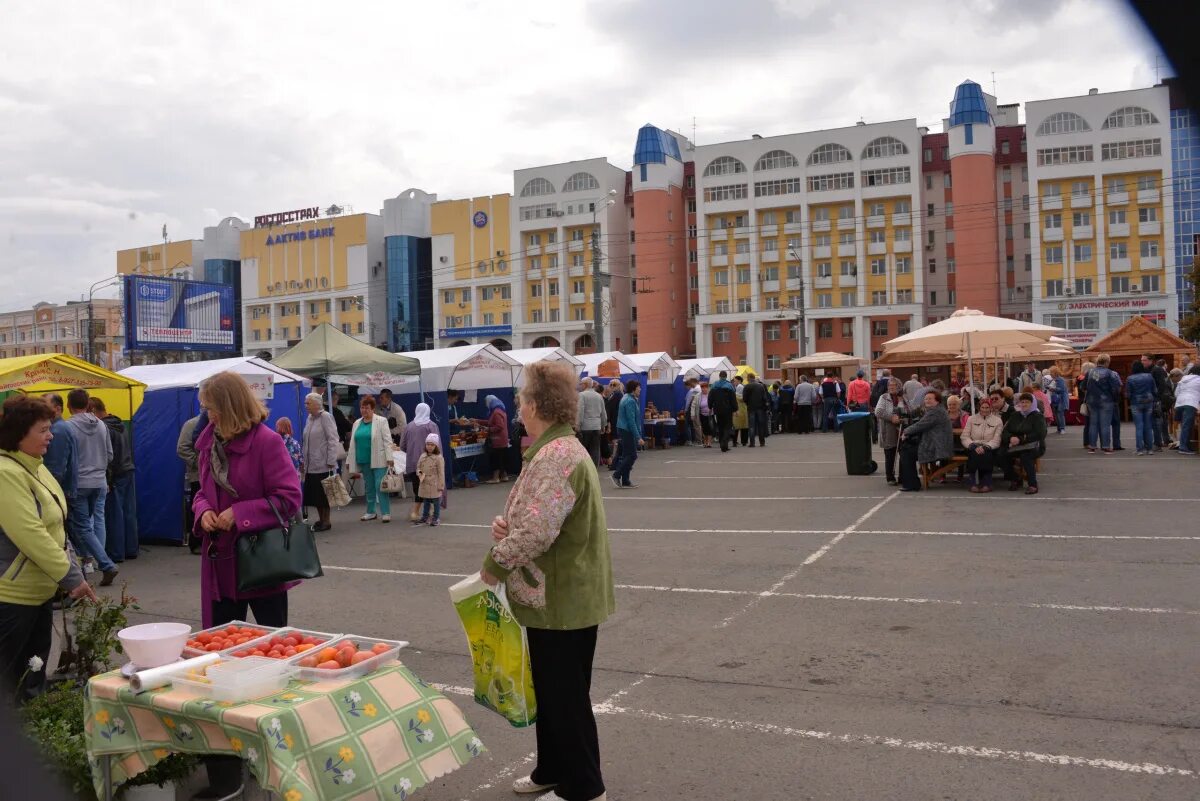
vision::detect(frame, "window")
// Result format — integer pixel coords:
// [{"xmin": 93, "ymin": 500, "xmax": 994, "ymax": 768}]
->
[
  {"xmin": 926, "ymin": 203, "xmax": 935, "ymax": 217},
  {"xmin": 862, "ymin": 136, "xmax": 909, "ymax": 159},
  {"xmin": 1045, "ymin": 246, "xmax": 1063, "ymax": 264},
  {"xmin": 948, "ymin": 290, "xmax": 956, "ymax": 305},
  {"xmin": 1110, "ymin": 242, "xmax": 1128, "ymax": 260},
  {"xmin": 1005, "ymin": 225, "xmax": 1014, "ymax": 240},
  {"xmin": 896, "ymin": 257, "xmax": 911, "ymax": 274},
  {"xmin": 818, "ymin": 321, "xmax": 833, "ymax": 338},
  {"xmin": 764, "ymin": 296, "xmax": 780, "ymax": 310},
  {"xmin": 1002, "ymin": 166, "xmax": 1012, "ymax": 183},
  {"xmin": 944, "ymin": 173, "xmax": 952, "ymax": 188},
  {"xmin": 842, "ymin": 232, "xmax": 857, "ymax": 247},
  {"xmin": 1106, "ymin": 177, "xmax": 1126, "ymax": 194},
  {"xmin": 765, "ymin": 323, "xmax": 781, "ymax": 341},
  {"xmin": 925, "ymin": 174, "xmax": 933, "ymax": 190},
  {"xmin": 562, "ymin": 172, "xmax": 599, "ymax": 192},
  {"xmin": 1102, "ymin": 106, "xmax": 1159, "ymax": 129},
  {"xmin": 1100, "ymin": 139, "xmax": 1162, "ymax": 161},
  {"xmin": 1021, "ymin": 164, "xmax": 1028, "ymax": 179},
  {"xmin": 1071, "ymin": 180, "xmax": 1091, "ymax": 198},
  {"xmin": 703, "ymin": 184, "xmax": 749, "ymax": 202},
  {"xmin": 529, "ymin": 257, "xmax": 542, "ymax": 270},
  {"xmin": 898, "ymin": 319, "xmax": 911, "ymax": 335},
  {"xmin": 871, "ymin": 291, "xmax": 887, "ymax": 305},
  {"xmin": 548, "ymin": 308, "xmax": 559, "ymax": 322},
  {"xmin": 1142, "ymin": 274, "xmax": 1160, "ymax": 292},
  {"xmin": 814, "ymin": 234, "xmax": 831, "ymax": 248},
  {"xmin": 839, "ymin": 260, "xmax": 855, "ymax": 276},
  {"xmin": 574, "ymin": 308, "xmax": 587, "ymax": 321},
  {"xmin": 520, "ymin": 177, "xmax": 555, "ymax": 197},
  {"xmin": 807, "ymin": 143, "xmax": 852, "ymax": 165},
  {"xmin": 766, "ymin": 355, "xmax": 781, "ymax": 371},
  {"xmin": 761, "ymin": 212, "xmax": 776, "ymax": 226},
  {"xmin": 807, "ymin": 172, "xmax": 854, "ymax": 191},
  {"xmin": 1022, "ymin": 194, "xmax": 1030, "ymax": 210},
  {"xmin": 1140, "ymin": 240, "xmax": 1159, "ymax": 258},
  {"xmin": 737, "ymin": 298, "xmax": 752, "ymax": 313},
  {"xmin": 1036, "ymin": 145, "xmax": 1094, "ymax": 166},
  {"xmin": 520, "ymin": 203, "xmax": 557, "ymax": 221},
  {"xmin": 896, "ymin": 289, "xmax": 913, "ymax": 303},
  {"xmin": 787, "ymin": 263, "xmax": 802, "ymax": 279},
  {"xmin": 714, "ymin": 300, "xmax": 731, "ymax": 314},
  {"xmin": 929, "ymin": 291, "xmax": 938, "ymax": 305},
  {"xmin": 252, "ymin": 330, "xmax": 261, "ymax": 342},
  {"xmin": 895, "ymin": 199, "xmax": 911, "ymax": 214},
  {"xmin": 869, "ymin": 230, "xmax": 886, "ymax": 244},
  {"xmin": 689, "ymin": 250, "xmax": 698, "ymax": 263},
  {"xmin": 1006, "ymin": 256, "xmax": 1015, "ymax": 273},
  {"xmin": 548, "ymin": 280, "xmax": 559, "ymax": 296},
  {"xmin": 735, "ymin": 241, "xmax": 751, "ymax": 255},
  {"xmin": 861, "ymin": 167, "xmax": 911, "ymax": 186},
  {"xmin": 1111, "ymin": 276, "xmax": 1130, "ymax": 293},
  {"xmin": 572, "ymin": 253, "xmax": 585, "ymax": 267},
  {"xmin": 923, "ymin": 148, "xmax": 933, "ymax": 163},
  {"xmin": 1023, "ymin": 222, "xmax": 1031, "ymax": 238},
  {"xmin": 754, "ymin": 150, "xmax": 799, "ymax": 170},
  {"xmin": 762, "ymin": 266, "xmax": 779, "ymax": 281},
  {"xmin": 480, "ymin": 287, "xmax": 494, "ymax": 301},
  {"xmin": 1044, "ymin": 213, "xmax": 1062, "ymax": 230},
  {"xmin": 530, "ymin": 284, "xmax": 542, "ymax": 298},
  {"xmin": 928, "ymin": 258, "xmax": 937, "ymax": 273},
  {"xmin": 947, "ymin": 258, "xmax": 956, "ymax": 273},
  {"xmin": 1074, "ymin": 278, "xmax": 1093, "ymax": 295},
  {"xmin": 1046, "ymin": 280, "xmax": 1064, "ymax": 297},
  {"xmin": 870, "ymin": 258, "xmax": 886, "ymax": 276},
  {"xmin": 482, "ymin": 312, "xmax": 494, "ymax": 326},
  {"xmin": 1137, "ymin": 175, "xmax": 1158, "ymax": 191},
  {"xmin": 1138, "ymin": 207, "xmax": 1157, "ymax": 223},
  {"xmin": 736, "ymin": 268, "xmax": 751, "ymax": 284},
  {"xmin": 1035, "ymin": 111, "xmax": 1092, "ymax": 136},
  {"xmin": 461, "ymin": 287, "xmax": 472, "ymax": 302},
  {"xmin": 817, "ymin": 293, "xmax": 832, "ymax": 309},
  {"xmin": 840, "ymin": 291, "xmax": 856, "ymax": 307},
  {"xmin": 703, "ymin": 156, "xmax": 747, "ymax": 177},
  {"xmin": 687, "ymin": 199, "xmax": 697, "ymax": 213},
  {"xmin": 528, "ymin": 233, "xmax": 541, "ymax": 246},
  {"xmin": 754, "ymin": 178, "xmax": 802, "ymax": 197},
  {"xmin": 1073, "ymin": 211, "xmax": 1091, "ymax": 227},
  {"xmin": 503, "ymin": 311, "xmax": 512, "ymax": 324},
  {"xmin": 841, "ymin": 321, "xmax": 853, "ymax": 337},
  {"xmin": 1043, "ymin": 183, "xmax": 1061, "ymax": 198},
  {"xmin": 1001, "ymin": 140, "xmax": 1011, "ymax": 155},
  {"xmin": 942, "ymin": 147, "xmax": 949, "ymax": 160},
  {"xmin": 1044, "ymin": 312, "xmax": 1100, "ymax": 330},
  {"xmin": 817, "ymin": 262, "xmax": 832, "ymax": 278}
]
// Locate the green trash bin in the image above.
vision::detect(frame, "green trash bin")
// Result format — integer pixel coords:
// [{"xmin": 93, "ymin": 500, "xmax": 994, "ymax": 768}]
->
[{"xmin": 836, "ymin": 411, "xmax": 877, "ymax": 475}]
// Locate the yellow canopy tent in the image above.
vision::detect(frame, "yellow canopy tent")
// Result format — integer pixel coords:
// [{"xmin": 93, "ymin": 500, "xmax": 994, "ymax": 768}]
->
[
  {"xmin": 734, "ymin": 364, "xmax": 760, "ymax": 381},
  {"xmin": 0, "ymin": 354, "xmax": 145, "ymax": 419}
]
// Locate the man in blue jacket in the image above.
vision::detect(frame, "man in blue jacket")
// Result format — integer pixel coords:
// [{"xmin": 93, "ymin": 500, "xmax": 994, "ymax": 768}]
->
[
  {"xmin": 708, "ymin": 372, "xmax": 738, "ymax": 452},
  {"xmin": 1084, "ymin": 355, "xmax": 1122, "ymax": 453},
  {"xmin": 612, "ymin": 380, "xmax": 644, "ymax": 489}
]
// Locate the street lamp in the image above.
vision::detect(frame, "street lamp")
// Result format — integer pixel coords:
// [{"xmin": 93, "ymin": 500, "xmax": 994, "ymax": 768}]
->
[
  {"xmin": 589, "ymin": 190, "xmax": 618, "ymax": 353},
  {"xmin": 86, "ymin": 276, "xmax": 121, "ymax": 365},
  {"xmin": 786, "ymin": 247, "xmax": 808, "ymax": 357}
]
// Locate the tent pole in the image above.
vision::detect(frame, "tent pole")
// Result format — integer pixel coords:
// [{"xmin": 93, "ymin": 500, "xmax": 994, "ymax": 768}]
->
[{"xmin": 966, "ymin": 332, "xmax": 975, "ymax": 414}]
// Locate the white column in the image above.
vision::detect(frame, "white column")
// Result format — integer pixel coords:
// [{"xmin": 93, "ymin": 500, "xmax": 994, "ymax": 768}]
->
[{"xmin": 745, "ymin": 319, "xmax": 762, "ymax": 369}]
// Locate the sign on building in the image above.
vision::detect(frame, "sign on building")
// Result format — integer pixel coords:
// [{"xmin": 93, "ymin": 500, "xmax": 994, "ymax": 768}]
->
[{"xmin": 124, "ymin": 275, "xmax": 239, "ymax": 352}]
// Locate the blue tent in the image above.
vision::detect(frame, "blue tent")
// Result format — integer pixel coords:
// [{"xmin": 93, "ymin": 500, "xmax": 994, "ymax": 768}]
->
[{"xmin": 120, "ymin": 358, "xmax": 310, "ymax": 544}]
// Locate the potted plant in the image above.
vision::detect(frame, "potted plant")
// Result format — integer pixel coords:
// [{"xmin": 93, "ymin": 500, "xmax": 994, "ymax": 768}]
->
[{"xmin": 119, "ymin": 752, "xmax": 199, "ymax": 801}]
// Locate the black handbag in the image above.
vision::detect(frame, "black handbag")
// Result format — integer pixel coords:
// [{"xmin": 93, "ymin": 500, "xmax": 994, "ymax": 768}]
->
[{"xmin": 235, "ymin": 497, "xmax": 324, "ymax": 592}]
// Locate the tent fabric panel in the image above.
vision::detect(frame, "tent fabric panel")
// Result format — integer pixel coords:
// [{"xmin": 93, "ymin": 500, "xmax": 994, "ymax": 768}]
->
[
  {"xmin": 131, "ymin": 388, "xmax": 191, "ymax": 544},
  {"xmin": 274, "ymin": 323, "xmax": 420, "ymax": 377},
  {"xmin": 121, "ymin": 356, "xmax": 309, "ymax": 390}
]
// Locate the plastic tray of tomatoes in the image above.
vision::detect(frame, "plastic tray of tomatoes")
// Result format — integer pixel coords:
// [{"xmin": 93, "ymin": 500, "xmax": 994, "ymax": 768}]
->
[
  {"xmin": 224, "ymin": 628, "xmax": 340, "ymax": 661},
  {"xmin": 288, "ymin": 635, "xmax": 409, "ymax": 680},
  {"xmin": 182, "ymin": 621, "xmax": 278, "ymax": 657}
]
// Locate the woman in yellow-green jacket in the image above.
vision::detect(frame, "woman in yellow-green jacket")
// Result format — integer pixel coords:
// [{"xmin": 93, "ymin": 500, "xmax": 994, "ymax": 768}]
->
[{"xmin": 0, "ymin": 396, "xmax": 96, "ymax": 700}]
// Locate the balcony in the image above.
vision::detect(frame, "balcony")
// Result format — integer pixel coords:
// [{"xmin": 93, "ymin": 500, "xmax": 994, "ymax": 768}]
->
[
  {"xmin": 1137, "ymin": 188, "xmax": 1160, "ymax": 205},
  {"xmin": 526, "ymin": 244, "xmax": 542, "ymax": 256},
  {"xmin": 1140, "ymin": 256, "xmax": 1163, "ymax": 270},
  {"xmin": 1106, "ymin": 190, "xmax": 1129, "ymax": 206},
  {"xmin": 866, "ymin": 215, "xmax": 885, "ymax": 229},
  {"xmin": 710, "ymin": 227, "xmax": 731, "ymax": 241},
  {"xmin": 1070, "ymin": 193, "xmax": 1092, "ymax": 209},
  {"xmin": 810, "ymin": 220, "xmax": 830, "ymax": 233},
  {"xmin": 569, "ymin": 292, "xmax": 586, "ymax": 305},
  {"xmin": 760, "ymin": 250, "xmax": 779, "ymax": 262},
  {"xmin": 527, "ymin": 268, "xmax": 542, "ymax": 280},
  {"xmin": 867, "ymin": 241, "xmax": 887, "ymax": 255},
  {"xmin": 784, "ymin": 221, "xmax": 805, "ymax": 235},
  {"xmin": 710, "ymin": 254, "xmax": 729, "ymax": 267},
  {"xmin": 1042, "ymin": 228, "xmax": 1064, "ymax": 242},
  {"xmin": 837, "ymin": 218, "xmax": 855, "ymax": 231},
  {"xmin": 1040, "ymin": 195, "xmax": 1063, "ymax": 211},
  {"xmin": 568, "ymin": 240, "xmax": 584, "ymax": 252},
  {"xmin": 1109, "ymin": 257, "xmax": 1132, "ymax": 272},
  {"xmin": 813, "ymin": 245, "xmax": 832, "ymax": 259},
  {"xmin": 838, "ymin": 243, "xmax": 857, "ymax": 257},
  {"xmin": 1108, "ymin": 222, "xmax": 1130, "ymax": 237},
  {"xmin": 839, "ymin": 272, "xmax": 858, "ymax": 287},
  {"xmin": 1072, "ymin": 225, "xmax": 1093, "ymax": 240},
  {"xmin": 735, "ymin": 226, "xmax": 754, "ymax": 238},
  {"xmin": 734, "ymin": 251, "xmax": 751, "ymax": 265},
  {"xmin": 894, "ymin": 240, "xmax": 912, "ymax": 253},
  {"xmin": 569, "ymin": 264, "xmax": 587, "ymax": 277},
  {"xmin": 893, "ymin": 212, "xmax": 912, "ymax": 227},
  {"xmin": 1138, "ymin": 221, "xmax": 1161, "ymax": 236},
  {"xmin": 761, "ymin": 280, "xmax": 780, "ymax": 293},
  {"xmin": 814, "ymin": 275, "xmax": 833, "ymax": 289}
]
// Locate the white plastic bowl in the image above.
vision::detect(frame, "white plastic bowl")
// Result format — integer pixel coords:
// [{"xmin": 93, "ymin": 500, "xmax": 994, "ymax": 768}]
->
[{"xmin": 118, "ymin": 622, "xmax": 191, "ymax": 668}]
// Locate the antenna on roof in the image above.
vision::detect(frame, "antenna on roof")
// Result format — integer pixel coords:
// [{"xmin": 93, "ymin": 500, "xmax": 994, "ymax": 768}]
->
[{"xmin": 991, "ymin": 71, "xmax": 997, "ymax": 97}]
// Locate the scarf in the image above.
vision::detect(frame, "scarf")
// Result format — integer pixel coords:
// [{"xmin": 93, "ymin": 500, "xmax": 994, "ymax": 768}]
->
[
  {"xmin": 486, "ymin": 395, "xmax": 504, "ymax": 413},
  {"xmin": 412, "ymin": 403, "xmax": 431, "ymax": 425},
  {"xmin": 209, "ymin": 436, "xmax": 239, "ymax": 498}
]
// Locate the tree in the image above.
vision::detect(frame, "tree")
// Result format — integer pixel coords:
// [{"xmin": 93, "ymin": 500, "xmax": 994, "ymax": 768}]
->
[{"xmin": 1181, "ymin": 255, "xmax": 1200, "ymax": 343}]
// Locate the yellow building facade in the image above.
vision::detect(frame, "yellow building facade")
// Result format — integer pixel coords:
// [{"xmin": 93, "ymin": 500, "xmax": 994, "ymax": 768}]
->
[
  {"xmin": 116, "ymin": 240, "xmax": 203, "ymax": 278},
  {"xmin": 431, "ymin": 195, "xmax": 515, "ymax": 346}
]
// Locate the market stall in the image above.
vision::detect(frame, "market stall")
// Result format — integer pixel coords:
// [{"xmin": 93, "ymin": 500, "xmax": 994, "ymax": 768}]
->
[
  {"xmin": 674, "ymin": 357, "xmax": 736, "ymax": 418},
  {"xmin": 0, "ymin": 353, "xmax": 145, "ymax": 419},
  {"xmin": 781, "ymin": 352, "xmax": 864, "ymax": 383},
  {"xmin": 508, "ymin": 347, "xmax": 586, "ymax": 387},
  {"xmin": 625, "ymin": 352, "xmax": 682, "ymax": 439},
  {"xmin": 1082, "ymin": 314, "xmax": 1197, "ymax": 376},
  {"xmin": 118, "ymin": 357, "xmax": 311, "ymax": 544},
  {"xmin": 578, "ymin": 351, "xmax": 648, "ymax": 417}
]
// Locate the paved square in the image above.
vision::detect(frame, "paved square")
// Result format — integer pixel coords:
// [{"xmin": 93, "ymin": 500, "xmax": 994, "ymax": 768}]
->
[{"xmin": 113, "ymin": 426, "xmax": 1200, "ymax": 799}]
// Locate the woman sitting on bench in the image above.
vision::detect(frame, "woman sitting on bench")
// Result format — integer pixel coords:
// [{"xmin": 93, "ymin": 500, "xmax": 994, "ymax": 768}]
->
[
  {"xmin": 897, "ymin": 390, "xmax": 953, "ymax": 492},
  {"xmin": 961, "ymin": 398, "xmax": 1003, "ymax": 493},
  {"xmin": 1002, "ymin": 392, "xmax": 1048, "ymax": 495}
]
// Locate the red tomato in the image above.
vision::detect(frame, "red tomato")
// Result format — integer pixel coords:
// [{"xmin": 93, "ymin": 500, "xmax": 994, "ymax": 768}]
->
[
  {"xmin": 283, "ymin": 647, "xmax": 297, "ymax": 657},
  {"xmin": 335, "ymin": 650, "xmax": 354, "ymax": 668},
  {"xmin": 282, "ymin": 636, "xmax": 299, "ymax": 648},
  {"xmin": 350, "ymin": 651, "xmax": 373, "ymax": 665},
  {"xmin": 196, "ymin": 632, "xmax": 213, "ymax": 644},
  {"xmin": 297, "ymin": 656, "xmax": 318, "ymax": 668},
  {"xmin": 224, "ymin": 626, "xmax": 238, "ymax": 636},
  {"xmin": 205, "ymin": 643, "xmax": 222, "ymax": 652}
]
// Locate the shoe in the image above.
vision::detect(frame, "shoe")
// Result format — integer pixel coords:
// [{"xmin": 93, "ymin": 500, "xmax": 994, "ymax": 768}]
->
[
  {"xmin": 1103, "ymin": 449, "xmax": 1114, "ymax": 454},
  {"xmin": 409, "ymin": 511, "xmax": 421, "ymax": 522},
  {"xmin": 1154, "ymin": 446, "xmax": 1164, "ymax": 453},
  {"xmin": 1179, "ymin": 449, "xmax": 1197, "ymax": 455},
  {"xmin": 538, "ymin": 793, "xmax": 606, "ymax": 801},
  {"xmin": 1087, "ymin": 448, "xmax": 1097, "ymax": 454},
  {"xmin": 430, "ymin": 519, "xmax": 440, "ymax": 526},
  {"xmin": 1008, "ymin": 481, "xmax": 1022, "ymax": 491},
  {"xmin": 886, "ymin": 479, "xmax": 897, "ymax": 486},
  {"xmin": 898, "ymin": 487, "xmax": 917, "ymax": 492},
  {"xmin": 99, "ymin": 568, "xmax": 119, "ymax": 587},
  {"xmin": 360, "ymin": 513, "xmax": 378, "ymax": 521},
  {"xmin": 979, "ymin": 485, "xmax": 993, "ymax": 493},
  {"xmin": 312, "ymin": 522, "xmax": 331, "ymax": 532},
  {"xmin": 414, "ymin": 517, "xmax": 428, "ymax": 525},
  {"xmin": 1024, "ymin": 486, "xmax": 1039, "ymax": 495},
  {"xmin": 969, "ymin": 485, "xmax": 980, "ymax": 493},
  {"xmin": 381, "ymin": 515, "xmax": 391, "ymax": 523},
  {"xmin": 190, "ymin": 785, "xmax": 244, "ymax": 801},
  {"xmin": 611, "ymin": 474, "xmax": 622, "ymax": 490},
  {"xmin": 485, "ymin": 479, "xmax": 501, "ymax": 484},
  {"xmin": 1114, "ymin": 447, "xmax": 1125, "ymax": 451},
  {"xmin": 512, "ymin": 775, "xmax": 557, "ymax": 794},
  {"xmin": 622, "ymin": 482, "xmax": 638, "ymax": 489}
]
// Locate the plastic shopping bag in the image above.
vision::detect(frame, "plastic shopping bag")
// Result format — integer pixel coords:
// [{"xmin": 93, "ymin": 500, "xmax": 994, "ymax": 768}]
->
[{"xmin": 449, "ymin": 575, "xmax": 536, "ymax": 727}]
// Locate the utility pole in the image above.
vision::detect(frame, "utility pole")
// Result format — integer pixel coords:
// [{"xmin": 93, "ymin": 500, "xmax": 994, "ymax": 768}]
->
[
  {"xmin": 788, "ymin": 247, "xmax": 808, "ymax": 357},
  {"xmin": 590, "ymin": 191, "xmax": 616, "ymax": 352},
  {"xmin": 86, "ymin": 276, "xmax": 118, "ymax": 366}
]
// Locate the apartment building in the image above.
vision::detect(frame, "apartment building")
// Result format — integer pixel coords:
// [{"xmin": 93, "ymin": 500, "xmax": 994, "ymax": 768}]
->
[
  {"xmin": 0, "ymin": 300, "xmax": 124, "ymax": 368},
  {"xmin": 431, "ymin": 195, "xmax": 515, "ymax": 349}
]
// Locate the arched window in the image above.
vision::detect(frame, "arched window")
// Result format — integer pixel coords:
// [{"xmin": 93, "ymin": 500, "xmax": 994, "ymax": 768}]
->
[
  {"xmin": 562, "ymin": 172, "xmax": 599, "ymax": 193},
  {"xmin": 490, "ymin": 338, "xmax": 512, "ymax": 351},
  {"xmin": 531, "ymin": 336, "xmax": 560, "ymax": 348},
  {"xmin": 519, "ymin": 177, "xmax": 555, "ymax": 197},
  {"xmin": 807, "ymin": 143, "xmax": 852, "ymax": 166},
  {"xmin": 754, "ymin": 150, "xmax": 798, "ymax": 171},
  {"xmin": 703, "ymin": 156, "xmax": 747, "ymax": 177},
  {"xmin": 1102, "ymin": 106, "xmax": 1159, "ymax": 129},
  {"xmin": 1035, "ymin": 112, "xmax": 1091, "ymax": 136},
  {"xmin": 572, "ymin": 333, "xmax": 595, "ymax": 354},
  {"xmin": 861, "ymin": 137, "xmax": 909, "ymax": 159}
]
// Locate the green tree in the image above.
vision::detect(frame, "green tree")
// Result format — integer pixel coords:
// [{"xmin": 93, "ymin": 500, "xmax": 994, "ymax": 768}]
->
[{"xmin": 1181, "ymin": 256, "xmax": 1200, "ymax": 343}]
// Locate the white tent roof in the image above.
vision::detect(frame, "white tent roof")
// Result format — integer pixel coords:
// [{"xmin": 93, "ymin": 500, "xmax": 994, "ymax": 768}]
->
[
  {"xmin": 624, "ymin": 352, "xmax": 681, "ymax": 384},
  {"xmin": 389, "ymin": 344, "xmax": 522, "ymax": 394},
  {"xmin": 883, "ymin": 308, "xmax": 1061, "ymax": 355},
  {"xmin": 119, "ymin": 357, "xmax": 309, "ymax": 391},
  {"xmin": 577, "ymin": 351, "xmax": 641, "ymax": 378},
  {"xmin": 676, "ymin": 357, "xmax": 735, "ymax": 380},
  {"xmin": 507, "ymin": 348, "xmax": 586, "ymax": 386}
]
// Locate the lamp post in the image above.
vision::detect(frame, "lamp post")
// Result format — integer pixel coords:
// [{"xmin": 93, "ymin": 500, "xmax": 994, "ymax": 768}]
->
[
  {"xmin": 589, "ymin": 190, "xmax": 618, "ymax": 353},
  {"xmin": 787, "ymin": 247, "xmax": 808, "ymax": 357},
  {"xmin": 86, "ymin": 276, "xmax": 120, "ymax": 366}
]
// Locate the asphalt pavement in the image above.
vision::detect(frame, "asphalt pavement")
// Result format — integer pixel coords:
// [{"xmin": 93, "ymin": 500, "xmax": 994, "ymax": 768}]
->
[{"xmin": 104, "ymin": 423, "xmax": 1200, "ymax": 800}]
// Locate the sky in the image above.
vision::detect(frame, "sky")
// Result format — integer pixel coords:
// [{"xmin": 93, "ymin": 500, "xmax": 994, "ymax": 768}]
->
[{"xmin": 0, "ymin": 0, "xmax": 1170, "ymax": 312}]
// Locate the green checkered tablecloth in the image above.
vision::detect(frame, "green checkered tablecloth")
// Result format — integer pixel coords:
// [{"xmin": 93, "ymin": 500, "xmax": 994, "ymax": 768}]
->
[{"xmin": 86, "ymin": 662, "xmax": 485, "ymax": 801}]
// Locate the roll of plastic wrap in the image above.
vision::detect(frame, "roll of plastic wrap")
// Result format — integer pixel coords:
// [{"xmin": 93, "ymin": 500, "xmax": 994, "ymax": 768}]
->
[{"xmin": 131, "ymin": 653, "xmax": 220, "ymax": 693}]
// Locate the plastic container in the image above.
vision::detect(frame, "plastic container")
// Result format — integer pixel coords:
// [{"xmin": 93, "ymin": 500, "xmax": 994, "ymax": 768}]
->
[
  {"xmin": 182, "ymin": 621, "xmax": 278, "ymax": 658},
  {"xmin": 288, "ymin": 635, "xmax": 409, "ymax": 681},
  {"xmin": 170, "ymin": 657, "xmax": 296, "ymax": 702},
  {"xmin": 118, "ymin": 622, "xmax": 191, "ymax": 668},
  {"xmin": 224, "ymin": 627, "xmax": 341, "ymax": 661}
]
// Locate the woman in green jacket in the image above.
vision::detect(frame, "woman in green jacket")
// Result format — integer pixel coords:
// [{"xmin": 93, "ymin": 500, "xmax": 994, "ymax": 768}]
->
[
  {"xmin": 0, "ymin": 396, "xmax": 96, "ymax": 700},
  {"xmin": 482, "ymin": 360, "xmax": 615, "ymax": 801}
]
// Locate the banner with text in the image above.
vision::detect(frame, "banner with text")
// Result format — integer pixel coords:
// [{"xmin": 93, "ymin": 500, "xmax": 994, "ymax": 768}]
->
[{"xmin": 124, "ymin": 275, "xmax": 238, "ymax": 352}]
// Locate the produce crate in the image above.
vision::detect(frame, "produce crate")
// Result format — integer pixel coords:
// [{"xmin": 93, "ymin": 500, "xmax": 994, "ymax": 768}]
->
[
  {"xmin": 170, "ymin": 657, "xmax": 296, "ymax": 702},
  {"xmin": 182, "ymin": 621, "xmax": 278, "ymax": 658},
  {"xmin": 287, "ymin": 635, "xmax": 409, "ymax": 680}
]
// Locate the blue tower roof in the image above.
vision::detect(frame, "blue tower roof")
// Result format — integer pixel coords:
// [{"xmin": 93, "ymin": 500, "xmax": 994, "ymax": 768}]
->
[
  {"xmin": 949, "ymin": 80, "xmax": 993, "ymax": 127},
  {"xmin": 634, "ymin": 124, "xmax": 683, "ymax": 166}
]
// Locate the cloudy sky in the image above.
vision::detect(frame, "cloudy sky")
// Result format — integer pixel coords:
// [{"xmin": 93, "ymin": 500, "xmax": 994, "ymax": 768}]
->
[{"xmin": 0, "ymin": 0, "xmax": 1168, "ymax": 312}]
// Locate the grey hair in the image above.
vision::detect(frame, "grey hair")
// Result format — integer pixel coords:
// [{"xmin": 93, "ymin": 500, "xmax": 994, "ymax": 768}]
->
[
  {"xmin": 305, "ymin": 392, "xmax": 325, "ymax": 405},
  {"xmin": 608, "ymin": 379, "xmax": 621, "ymax": 389}
]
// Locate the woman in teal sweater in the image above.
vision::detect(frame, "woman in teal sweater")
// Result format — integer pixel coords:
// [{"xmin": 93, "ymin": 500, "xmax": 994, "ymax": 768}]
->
[
  {"xmin": 482, "ymin": 361, "xmax": 615, "ymax": 801},
  {"xmin": 611, "ymin": 380, "xmax": 644, "ymax": 489}
]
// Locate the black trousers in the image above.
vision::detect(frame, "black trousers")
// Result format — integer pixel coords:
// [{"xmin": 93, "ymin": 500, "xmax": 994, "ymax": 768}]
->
[
  {"xmin": 965, "ymin": 448, "xmax": 995, "ymax": 486},
  {"xmin": 796, "ymin": 405, "xmax": 813, "ymax": 433},
  {"xmin": 715, "ymin": 411, "xmax": 734, "ymax": 451},
  {"xmin": 898, "ymin": 444, "xmax": 922, "ymax": 490},
  {"xmin": 883, "ymin": 446, "xmax": 898, "ymax": 482},
  {"xmin": 527, "ymin": 626, "xmax": 604, "ymax": 801},
  {"xmin": 1003, "ymin": 448, "xmax": 1040, "ymax": 487},
  {"xmin": 0, "ymin": 600, "xmax": 52, "ymax": 703},
  {"xmin": 578, "ymin": 430, "xmax": 601, "ymax": 465},
  {"xmin": 205, "ymin": 592, "xmax": 289, "ymax": 791}
]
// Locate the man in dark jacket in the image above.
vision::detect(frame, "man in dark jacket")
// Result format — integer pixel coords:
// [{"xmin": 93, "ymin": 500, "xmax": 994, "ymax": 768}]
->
[
  {"xmin": 89, "ymin": 398, "xmax": 138, "ymax": 563},
  {"xmin": 777, "ymin": 381, "xmax": 795, "ymax": 433},
  {"xmin": 1142, "ymin": 354, "xmax": 1173, "ymax": 450},
  {"xmin": 742, "ymin": 374, "xmax": 769, "ymax": 447},
  {"xmin": 708, "ymin": 372, "xmax": 737, "ymax": 452},
  {"xmin": 604, "ymin": 380, "xmax": 624, "ymax": 469},
  {"xmin": 1001, "ymin": 392, "xmax": 1048, "ymax": 494}
]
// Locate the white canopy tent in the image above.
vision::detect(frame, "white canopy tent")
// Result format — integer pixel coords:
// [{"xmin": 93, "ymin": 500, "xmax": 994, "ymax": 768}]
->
[
  {"xmin": 507, "ymin": 347, "xmax": 586, "ymax": 386},
  {"xmin": 625, "ymin": 352, "xmax": 682, "ymax": 384},
  {"xmin": 577, "ymin": 351, "xmax": 641, "ymax": 379},
  {"xmin": 386, "ymin": 344, "xmax": 522, "ymax": 394},
  {"xmin": 120, "ymin": 356, "xmax": 310, "ymax": 392},
  {"xmin": 676, "ymin": 357, "xmax": 736, "ymax": 381}
]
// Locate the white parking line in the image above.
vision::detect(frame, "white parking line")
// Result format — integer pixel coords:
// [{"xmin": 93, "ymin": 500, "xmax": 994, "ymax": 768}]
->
[
  {"xmin": 602, "ymin": 495, "xmax": 889, "ymax": 501},
  {"xmin": 665, "ymin": 459, "xmax": 842, "ymax": 464},
  {"xmin": 714, "ymin": 491, "xmax": 900, "ymax": 629}
]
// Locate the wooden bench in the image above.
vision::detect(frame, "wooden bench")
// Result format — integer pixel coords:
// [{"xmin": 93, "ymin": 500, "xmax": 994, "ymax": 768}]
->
[{"xmin": 921, "ymin": 456, "xmax": 967, "ymax": 489}]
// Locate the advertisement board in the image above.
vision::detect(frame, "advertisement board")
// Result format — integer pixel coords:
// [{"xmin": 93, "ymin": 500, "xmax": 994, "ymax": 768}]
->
[{"xmin": 124, "ymin": 275, "xmax": 238, "ymax": 352}]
